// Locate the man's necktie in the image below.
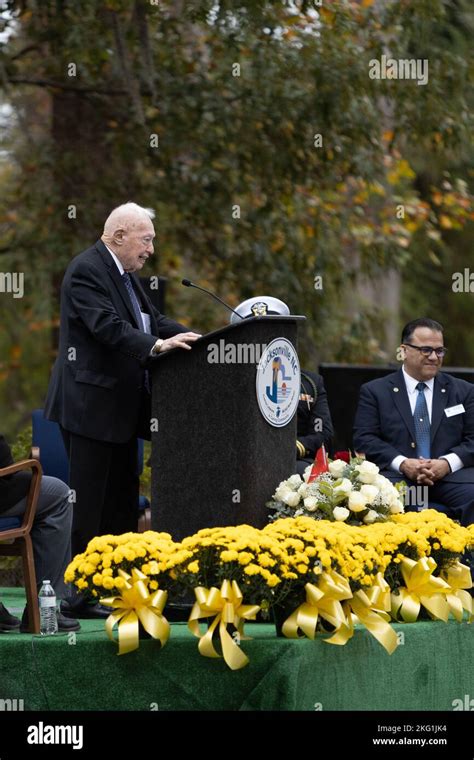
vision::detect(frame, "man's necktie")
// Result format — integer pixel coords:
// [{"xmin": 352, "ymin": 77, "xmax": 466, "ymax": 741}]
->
[
  {"xmin": 413, "ymin": 382, "xmax": 431, "ymax": 459},
  {"xmin": 122, "ymin": 272, "xmax": 144, "ymax": 331},
  {"xmin": 122, "ymin": 272, "xmax": 150, "ymax": 392}
]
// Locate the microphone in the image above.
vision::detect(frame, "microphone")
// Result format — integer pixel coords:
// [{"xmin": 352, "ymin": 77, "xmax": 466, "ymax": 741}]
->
[{"xmin": 182, "ymin": 279, "xmax": 244, "ymax": 320}]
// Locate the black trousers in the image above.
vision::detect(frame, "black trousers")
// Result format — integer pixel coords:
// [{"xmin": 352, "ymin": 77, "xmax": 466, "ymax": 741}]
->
[{"xmin": 60, "ymin": 429, "xmax": 139, "ymax": 558}]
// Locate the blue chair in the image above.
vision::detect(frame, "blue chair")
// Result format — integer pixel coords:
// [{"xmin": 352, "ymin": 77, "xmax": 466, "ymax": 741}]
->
[
  {"xmin": 0, "ymin": 457, "xmax": 42, "ymax": 632},
  {"xmin": 31, "ymin": 410, "xmax": 69, "ymax": 485},
  {"xmin": 31, "ymin": 410, "xmax": 151, "ymax": 532}
]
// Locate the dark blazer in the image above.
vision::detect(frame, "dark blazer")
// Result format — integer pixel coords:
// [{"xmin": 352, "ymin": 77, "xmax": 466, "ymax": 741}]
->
[
  {"xmin": 297, "ymin": 371, "xmax": 334, "ymax": 459},
  {"xmin": 353, "ymin": 368, "xmax": 474, "ymax": 483},
  {"xmin": 0, "ymin": 434, "xmax": 31, "ymax": 513},
  {"xmin": 44, "ymin": 240, "xmax": 188, "ymax": 443}
]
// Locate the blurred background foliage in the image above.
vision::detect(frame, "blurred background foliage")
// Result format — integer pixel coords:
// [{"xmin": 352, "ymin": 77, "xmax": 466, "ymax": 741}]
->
[{"xmin": 0, "ymin": 0, "xmax": 473, "ymax": 440}]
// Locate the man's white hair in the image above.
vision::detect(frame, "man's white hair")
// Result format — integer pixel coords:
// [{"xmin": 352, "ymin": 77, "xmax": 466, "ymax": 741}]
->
[{"xmin": 103, "ymin": 202, "xmax": 154, "ymax": 237}]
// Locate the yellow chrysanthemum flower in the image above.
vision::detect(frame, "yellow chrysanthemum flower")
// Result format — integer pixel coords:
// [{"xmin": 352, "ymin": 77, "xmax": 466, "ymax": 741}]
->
[{"xmin": 238, "ymin": 552, "xmax": 253, "ymax": 566}]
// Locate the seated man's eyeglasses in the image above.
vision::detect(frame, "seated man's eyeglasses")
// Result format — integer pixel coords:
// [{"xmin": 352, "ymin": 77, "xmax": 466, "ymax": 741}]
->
[{"xmin": 403, "ymin": 343, "xmax": 447, "ymax": 358}]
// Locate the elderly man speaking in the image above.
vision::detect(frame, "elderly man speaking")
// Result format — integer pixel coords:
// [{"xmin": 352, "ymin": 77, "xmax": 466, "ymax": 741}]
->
[{"xmin": 45, "ymin": 203, "xmax": 200, "ymax": 617}]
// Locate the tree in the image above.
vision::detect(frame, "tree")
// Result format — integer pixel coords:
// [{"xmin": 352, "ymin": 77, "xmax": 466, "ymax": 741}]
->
[{"xmin": 0, "ymin": 0, "xmax": 472, "ymax": 435}]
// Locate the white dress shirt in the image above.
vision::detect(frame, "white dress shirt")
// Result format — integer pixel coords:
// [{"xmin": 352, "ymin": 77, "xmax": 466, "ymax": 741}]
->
[{"xmin": 390, "ymin": 367, "xmax": 463, "ymax": 474}]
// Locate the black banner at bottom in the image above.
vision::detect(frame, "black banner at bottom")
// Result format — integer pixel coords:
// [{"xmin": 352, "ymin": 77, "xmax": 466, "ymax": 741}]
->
[{"xmin": 0, "ymin": 710, "xmax": 472, "ymax": 756}]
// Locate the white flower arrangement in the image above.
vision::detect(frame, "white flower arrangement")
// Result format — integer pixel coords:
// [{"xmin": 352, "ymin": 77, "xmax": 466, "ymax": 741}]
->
[{"xmin": 267, "ymin": 457, "xmax": 406, "ymax": 525}]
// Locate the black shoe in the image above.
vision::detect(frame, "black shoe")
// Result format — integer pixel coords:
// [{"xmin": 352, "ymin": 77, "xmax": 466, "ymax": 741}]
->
[
  {"xmin": 19, "ymin": 607, "xmax": 81, "ymax": 633},
  {"xmin": 61, "ymin": 601, "xmax": 110, "ymax": 620},
  {"xmin": 0, "ymin": 602, "xmax": 21, "ymax": 632},
  {"xmin": 56, "ymin": 612, "xmax": 81, "ymax": 632}
]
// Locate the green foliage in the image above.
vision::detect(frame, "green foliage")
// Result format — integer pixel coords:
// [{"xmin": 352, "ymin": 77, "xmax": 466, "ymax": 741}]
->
[
  {"xmin": 9, "ymin": 424, "xmax": 33, "ymax": 461},
  {"xmin": 0, "ymin": 0, "xmax": 472, "ymax": 434},
  {"xmin": 140, "ymin": 440, "xmax": 151, "ymax": 500}
]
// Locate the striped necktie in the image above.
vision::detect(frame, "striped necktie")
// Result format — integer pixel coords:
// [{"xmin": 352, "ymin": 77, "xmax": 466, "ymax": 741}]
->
[
  {"xmin": 122, "ymin": 272, "xmax": 143, "ymax": 331},
  {"xmin": 122, "ymin": 272, "xmax": 150, "ymax": 392}
]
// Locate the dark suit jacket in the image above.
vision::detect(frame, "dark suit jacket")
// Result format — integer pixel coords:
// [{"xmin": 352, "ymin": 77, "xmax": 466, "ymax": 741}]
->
[
  {"xmin": 297, "ymin": 371, "xmax": 334, "ymax": 459},
  {"xmin": 353, "ymin": 368, "xmax": 474, "ymax": 483},
  {"xmin": 0, "ymin": 434, "xmax": 31, "ymax": 513},
  {"xmin": 44, "ymin": 239, "xmax": 188, "ymax": 443}
]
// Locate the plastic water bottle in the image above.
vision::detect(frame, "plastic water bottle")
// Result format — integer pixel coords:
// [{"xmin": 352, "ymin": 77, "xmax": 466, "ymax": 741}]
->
[{"xmin": 38, "ymin": 580, "xmax": 58, "ymax": 635}]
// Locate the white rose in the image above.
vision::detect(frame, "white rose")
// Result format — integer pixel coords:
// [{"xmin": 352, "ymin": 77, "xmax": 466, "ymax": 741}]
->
[
  {"xmin": 391, "ymin": 489, "xmax": 404, "ymax": 505},
  {"xmin": 378, "ymin": 485, "xmax": 400, "ymax": 507},
  {"xmin": 303, "ymin": 496, "xmax": 319, "ymax": 512},
  {"xmin": 359, "ymin": 484, "xmax": 379, "ymax": 505},
  {"xmin": 328, "ymin": 459, "xmax": 347, "ymax": 478},
  {"xmin": 348, "ymin": 491, "xmax": 367, "ymax": 512},
  {"xmin": 363, "ymin": 509, "xmax": 379, "ymax": 524},
  {"xmin": 389, "ymin": 499, "xmax": 404, "ymax": 514},
  {"xmin": 298, "ymin": 483, "xmax": 310, "ymax": 498},
  {"xmin": 275, "ymin": 484, "xmax": 292, "ymax": 502},
  {"xmin": 380, "ymin": 484, "xmax": 396, "ymax": 501},
  {"xmin": 333, "ymin": 478, "xmax": 353, "ymax": 495},
  {"xmin": 282, "ymin": 491, "xmax": 301, "ymax": 508},
  {"xmin": 374, "ymin": 474, "xmax": 392, "ymax": 490},
  {"xmin": 287, "ymin": 474, "xmax": 303, "ymax": 489},
  {"xmin": 333, "ymin": 506, "xmax": 350, "ymax": 522},
  {"xmin": 355, "ymin": 461, "xmax": 379, "ymax": 484}
]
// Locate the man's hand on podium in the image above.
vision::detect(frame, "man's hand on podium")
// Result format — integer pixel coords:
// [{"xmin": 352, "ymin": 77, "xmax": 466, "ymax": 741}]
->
[{"xmin": 152, "ymin": 332, "xmax": 201, "ymax": 354}]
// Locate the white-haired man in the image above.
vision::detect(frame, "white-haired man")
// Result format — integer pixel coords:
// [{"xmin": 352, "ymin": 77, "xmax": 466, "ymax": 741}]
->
[{"xmin": 44, "ymin": 203, "xmax": 200, "ymax": 617}]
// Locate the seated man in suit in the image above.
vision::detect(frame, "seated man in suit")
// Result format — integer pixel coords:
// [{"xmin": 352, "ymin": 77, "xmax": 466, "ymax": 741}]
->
[
  {"xmin": 230, "ymin": 297, "xmax": 334, "ymax": 475},
  {"xmin": 0, "ymin": 433, "xmax": 80, "ymax": 632},
  {"xmin": 353, "ymin": 317, "xmax": 474, "ymax": 528}
]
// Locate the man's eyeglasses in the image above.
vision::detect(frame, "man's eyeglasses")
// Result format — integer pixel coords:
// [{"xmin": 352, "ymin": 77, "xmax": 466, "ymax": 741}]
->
[{"xmin": 403, "ymin": 343, "xmax": 447, "ymax": 358}]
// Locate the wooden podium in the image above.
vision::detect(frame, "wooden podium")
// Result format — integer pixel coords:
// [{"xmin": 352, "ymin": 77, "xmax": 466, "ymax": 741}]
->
[{"xmin": 149, "ymin": 315, "xmax": 304, "ymax": 539}]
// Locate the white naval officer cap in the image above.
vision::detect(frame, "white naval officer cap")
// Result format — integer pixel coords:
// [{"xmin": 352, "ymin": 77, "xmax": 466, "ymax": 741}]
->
[{"xmin": 230, "ymin": 296, "xmax": 290, "ymax": 325}]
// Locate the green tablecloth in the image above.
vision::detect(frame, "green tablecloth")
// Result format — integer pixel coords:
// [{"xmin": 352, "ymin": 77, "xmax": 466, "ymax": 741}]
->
[{"xmin": 0, "ymin": 588, "xmax": 472, "ymax": 711}]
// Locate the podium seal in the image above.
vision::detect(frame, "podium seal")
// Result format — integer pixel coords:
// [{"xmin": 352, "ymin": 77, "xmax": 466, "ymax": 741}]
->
[{"xmin": 256, "ymin": 337, "xmax": 300, "ymax": 427}]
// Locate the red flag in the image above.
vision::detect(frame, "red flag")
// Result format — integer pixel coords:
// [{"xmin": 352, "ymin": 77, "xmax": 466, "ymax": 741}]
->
[{"xmin": 307, "ymin": 445, "xmax": 329, "ymax": 482}]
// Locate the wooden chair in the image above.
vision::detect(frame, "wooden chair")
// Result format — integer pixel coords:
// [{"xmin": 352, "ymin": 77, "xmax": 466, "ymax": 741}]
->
[{"xmin": 0, "ymin": 457, "xmax": 42, "ymax": 633}]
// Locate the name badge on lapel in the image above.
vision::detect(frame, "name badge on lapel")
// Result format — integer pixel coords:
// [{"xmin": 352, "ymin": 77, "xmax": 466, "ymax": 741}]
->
[{"xmin": 444, "ymin": 404, "xmax": 465, "ymax": 418}]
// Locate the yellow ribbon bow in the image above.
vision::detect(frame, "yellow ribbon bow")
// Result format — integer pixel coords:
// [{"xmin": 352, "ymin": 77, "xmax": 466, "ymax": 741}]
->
[
  {"xmin": 188, "ymin": 580, "xmax": 260, "ymax": 670},
  {"xmin": 281, "ymin": 571, "xmax": 352, "ymax": 640},
  {"xmin": 343, "ymin": 587, "xmax": 399, "ymax": 654},
  {"xmin": 441, "ymin": 561, "xmax": 473, "ymax": 622},
  {"xmin": 101, "ymin": 568, "xmax": 170, "ymax": 655},
  {"xmin": 365, "ymin": 573, "xmax": 392, "ymax": 614},
  {"xmin": 391, "ymin": 556, "xmax": 450, "ymax": 623}
]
